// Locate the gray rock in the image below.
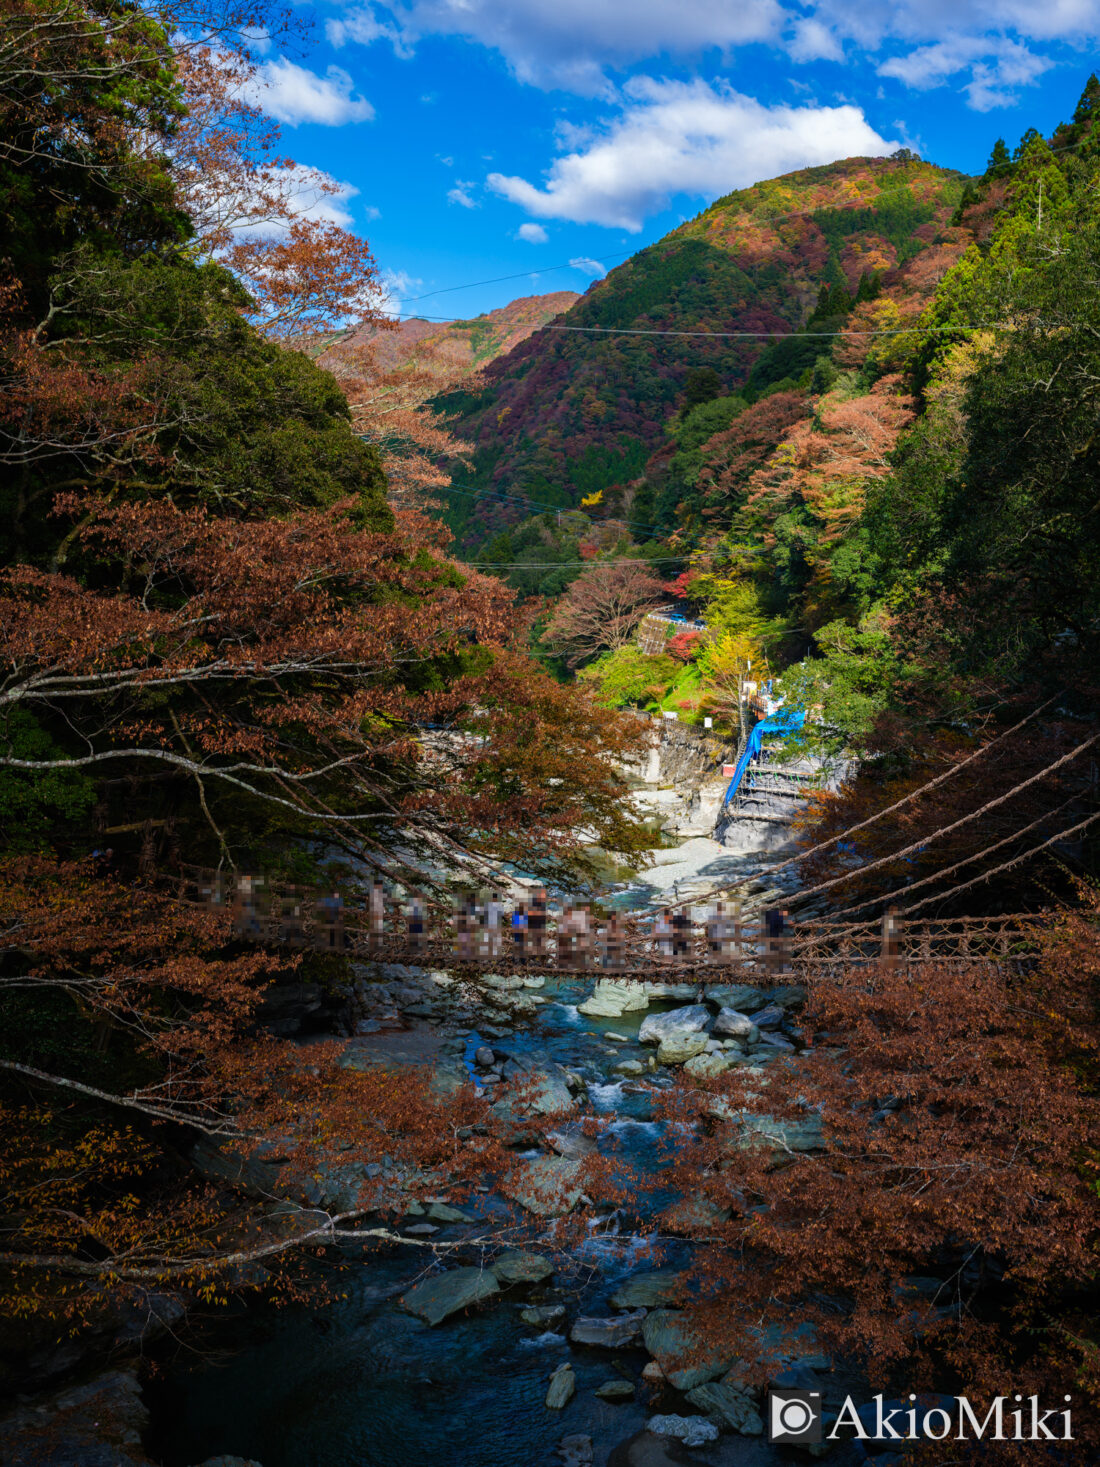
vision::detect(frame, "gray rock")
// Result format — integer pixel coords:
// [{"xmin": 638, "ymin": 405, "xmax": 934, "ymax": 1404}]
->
[
  {"xmin": 646, "ymin": 1415, "xmax": 719, "ymax": 1447},
  {"xmin": 642, "ymin": 1310, "xmax": 732, "ymax": 1391},
  {"xmin": 614, "ymin": 1059, "xmax": 646, "ymax": 1076},
  {"xmin": 753, "ymin": 1033, "xmax": 796, "ymax": 1054},
  {"xmin": 767, "ymin": 984, "xmax": 808, "ymax": 1009},
  {"xmin": 493, "ymin": 1250, "xmax": 554, "ymax": 1284},
  {"xmin": 546, "ymin": 1126, "xmax": 599, "ymax": 1160},
  {"xmin": 685, "ymin": 1382, "xmax": 764, "ymax": 1435},
  {"xmin": 644, "ymin": 982, "xmax": 699, "ymax": 1002},
  {"xmin": 401, "ymin": 1267, "xmax": 501, "ymax": 1326},
  {"xmin": 610, "ymin": 1270, "xmax": 686, "ymax": 1310},
  {"xmin": 474, "ymin": 1045, "xmax": 495, "ymax": 1067},
  {"xmin": 495, "ymin": 1064, "xmax": 576, "ymax": 1117},
  {"xmin": 579, "ymin": 979, "xmax": 649, "ymax": 1017},
  {"xmin": 594, "ymin": 1380, "xmax": 636, "ymax": 1401},
  {"xmin": 427, "ymin": 1202, "xmax": 473, "ymax": 1223},
  {"xmin": 404, "ymin": 1223, "xmax": 439, "ymax": 1236},
  {"xmin": 683, "ymin": 1052, "xmax": 731, "ymax": 1079},
  {"xmin": 656, "ymin": 1033, "xmax": 709, "ymax": 1065},
  {"xmin": 503, "ymin": 1156, "xmax": 584, "ymax": 1217},
  {"xmin": 712, "ymin": 1009, "xmax": 759, "ymax": 1042},
  {"xmin": 0, "ymin": 1369, "xmax": 151, "ymax": 1467},
  {"xmin": 751, "ymin": 1004, "xmax": 785, "ymax": 1029},
  {"xmin": 738, "ymin": 1115, "xmax": 824, "ymax": 1154},
  {"xmin": 546, "ymin": 1363, "xmax": 576, "ymax": 1410},
  {"xmin": 521, "ymin": 1304, "xmax": 566, "ymax": 1326},
  {"xmin": 639, "ymin": 1005, "xmax": 711, "ymax": 1046},
  {"xmin": 704, "ymin": 984, "xmax": 771, "ymax": 1013},
  {"xmin": 570, "ymin": 1310, "xmax": 646, "ymax": 1347},
  {"xmin": 660, "ymin": 1194, "xmax": 731, "ymax": 1235}
]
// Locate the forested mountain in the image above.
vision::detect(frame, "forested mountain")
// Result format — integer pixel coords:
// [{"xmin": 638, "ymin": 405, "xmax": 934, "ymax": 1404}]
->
[
  {"xmin": 464, "ymin": 76, "xmax": 1100, "ymax": 821},
  {"xmin": 442, "ymin": 154, "xmax": 969, "ymax": 546},
  {"xmin": 316, "ymin": 289, "xmax": 580, "ymax": 379}
]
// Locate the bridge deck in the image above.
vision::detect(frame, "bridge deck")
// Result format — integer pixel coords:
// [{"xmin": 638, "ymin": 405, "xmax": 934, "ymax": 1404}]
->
[{"xmin": 167, "ymin": 867, "xmax": 1039, "ymax": 975}]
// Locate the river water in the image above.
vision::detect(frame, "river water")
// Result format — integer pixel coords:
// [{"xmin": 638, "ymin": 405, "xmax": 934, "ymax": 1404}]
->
[{"xmin": 147, "ymin": 841, "xmax": 815, "ymax": 1467}]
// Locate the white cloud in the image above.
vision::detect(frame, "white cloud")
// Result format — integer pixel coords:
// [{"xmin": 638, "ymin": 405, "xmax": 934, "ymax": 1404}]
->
[
  {"xmin": 325, "ymin": 4, "xmax": 411, "ymax": 54},
  {"xmin": 878, "ymin": 34, "xmax": 1051, "ymax": 108},
  {"xmin": 786, "ymin": 17, "xmax": 845, "ymax": 63},
  {"xmin": 447, "ymin": 181, "xmax": 478, "ymax": 207},
  {"xmin": 332, "ymin": 0, "xmax": 783, "ymax": 93},
  {"xmin": 380, "ymin": 267, "xmax": 424, "ymax": 318},
  {"xmin": 569, "ymin": 256, "xmax": 608, "ymax": 276},
  {"xmin": 252, "ymin": 57, "xmax": 374, "ymax": 126},
  {"xmin": 517, "ymin": 222, "xmax": 549, "ymax": 242},
  {"xmin": 331, "ymin": 0, "xmax": 1100, "ymax": 111},
  {"xmin": 488, "ymin": 78, "xmax": 897, "ymax": 231}
]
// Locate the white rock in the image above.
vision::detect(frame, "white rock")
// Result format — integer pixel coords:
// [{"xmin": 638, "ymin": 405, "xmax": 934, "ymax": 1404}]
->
[{"xmin": 647, "ymin": 1414, "xmax": 720, "ymax": 1447}]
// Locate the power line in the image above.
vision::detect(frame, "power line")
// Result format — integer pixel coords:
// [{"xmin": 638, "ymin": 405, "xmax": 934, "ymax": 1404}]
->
[
  {"xmin": 393, "ymin": 131, "xmax": 1095, "ymax": 312},
  {"xmin": 400, "ymin": 313, "xmax": 996, "ymax": 341},
  {"xmin": 433, "ymin": 481, "xmax": 665, "ymax": 536}
]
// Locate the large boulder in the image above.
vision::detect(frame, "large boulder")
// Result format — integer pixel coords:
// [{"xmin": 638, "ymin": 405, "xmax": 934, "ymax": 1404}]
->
[
  {"xmin": 610, "ymin": 1270, "xmax": 686, "ymax": 1310},
  {"xmin": 642, "ymin": 1310, "xmax": 732, "ymax": 1391},
  {"xmin": 643, "ymin": 982, "xmax": 699, "ymax": 1002},
  {"xmin": 703, "ymin": 984, "xmax": 771, "ymax": 1013},
  {"xmin": 401, "ymin": 1267, "xmax": 501, "ymax": 1326},
  {"xmin": 712, "ymin": 1009, "xmax": 759, "ymax": 1042},
  {"xmin": 493, "ymin": 1250, "xmax": 554, "ymax": 1284},
  {"xmin": 655, "ymin": 1034, "xmax": 708, "ymax": 1065},
  {"xmin": 737, "ymin": 1114, "xmax": 825, "ymax": 1154},
  {"xmin": 570, "ymin": 1311, "xmax": 646, "ymax": 1347},
  {"xmin": 685, "ymin": 1382, "xmax": 764, "ymax": 1435},
  {"xmin": 579, "ymin": 979, "xmax": 649, "ymax": 1017},
  {"xmin": 683, "ymin": 1052, "xmax": 732, "ymax": 1080},
  {"xmin": 503, "ymin": 1156, "xmax": 584, "ymax": 1217},
  {"xmin": 638, "ymin": 1006, "xmax": 711, "ymax": 1047}
]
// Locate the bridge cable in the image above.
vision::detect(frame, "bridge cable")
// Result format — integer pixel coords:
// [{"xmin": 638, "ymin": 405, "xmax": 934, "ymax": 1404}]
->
[
  {"xmin": 791, "ymin": 791, "xmax": 1082, "ymax": 947},
  {"xmin": 671, "ymin": 691, "xmax": 1066, "ymax": 910},
  {"xmin": 760, "ymin": 727, "xmax": 1100, "ymax": 917}
]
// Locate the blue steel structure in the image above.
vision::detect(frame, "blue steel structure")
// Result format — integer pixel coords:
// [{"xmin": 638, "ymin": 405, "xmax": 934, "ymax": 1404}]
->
[{"xmin": 722, "ymin": 706, "xmax": 806, "ymax": 807}]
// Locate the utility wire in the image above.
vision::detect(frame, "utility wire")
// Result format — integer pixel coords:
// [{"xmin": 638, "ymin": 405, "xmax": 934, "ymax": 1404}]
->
[{"xmin": 393, "ymin": 131, "xmax": 1095, "ymax": 311}]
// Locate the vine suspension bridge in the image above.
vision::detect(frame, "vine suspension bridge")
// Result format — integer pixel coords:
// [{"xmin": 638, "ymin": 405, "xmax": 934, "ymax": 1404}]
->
[{"xmin": 172, "ymin": 865, "xmax": 1038, "ymax": 978}]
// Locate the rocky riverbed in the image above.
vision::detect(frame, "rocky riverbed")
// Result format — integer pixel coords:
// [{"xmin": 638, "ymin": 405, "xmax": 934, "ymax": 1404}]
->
[{"xmin": 1, "ymin": 826, "xmax": 882, "ymax": 1467}]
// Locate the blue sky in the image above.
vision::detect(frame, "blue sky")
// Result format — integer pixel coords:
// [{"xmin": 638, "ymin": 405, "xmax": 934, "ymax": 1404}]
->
[{"xmin": 249, "ymin": 0, "xmax": 1100, "ymax": 318}]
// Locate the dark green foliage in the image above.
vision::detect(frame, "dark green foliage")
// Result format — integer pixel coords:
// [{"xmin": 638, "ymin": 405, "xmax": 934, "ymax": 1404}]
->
[
  {"xmin": 3, "ymin": 251, "xmax": 391, "ymax": 563},
  {"xmin": 682, "ymin": 366, "xmax": 723, "ymax": 410},
  {"xmin": 985, "ymin": 138, "xmax": 1012, "ymax": 179},
  {"xmin": 0, "ymin": 0, "xmax": 190, "ymax": 313},
  {"xmin": 0, "ymin": 710, "xmax": 95, "ymax": 850}
]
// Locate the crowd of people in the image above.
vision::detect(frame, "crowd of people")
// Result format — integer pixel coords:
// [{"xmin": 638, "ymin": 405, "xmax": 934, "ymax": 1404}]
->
[{"xmin": 195, "ymin": 870, "xmax": 796, "ymax": 970}]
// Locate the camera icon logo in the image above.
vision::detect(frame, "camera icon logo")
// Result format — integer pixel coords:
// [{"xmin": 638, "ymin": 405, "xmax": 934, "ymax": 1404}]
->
[{"xmin": 767, "ymin": 1388, "xmax": 823, "ymax": 1443}]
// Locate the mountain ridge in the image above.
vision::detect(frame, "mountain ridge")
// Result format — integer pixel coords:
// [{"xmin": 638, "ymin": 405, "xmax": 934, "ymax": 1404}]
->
[{"xmin": 441, "ymin": 153, "xmax": 971, "ymax": 545}]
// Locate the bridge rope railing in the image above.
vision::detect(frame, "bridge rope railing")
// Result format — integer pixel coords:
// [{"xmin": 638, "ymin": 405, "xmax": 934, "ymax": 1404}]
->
[{"xmin": 166, "ymin": 865, "xmax": 1040, "ymax": 977}]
